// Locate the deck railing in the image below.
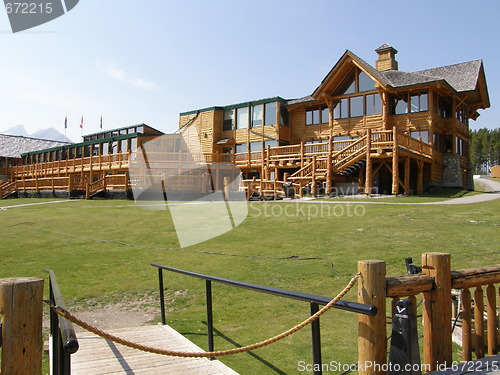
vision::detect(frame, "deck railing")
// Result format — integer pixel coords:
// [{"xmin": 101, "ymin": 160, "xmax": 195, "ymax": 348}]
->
[
  {"xmin": 152, "ymin": 263, "xmax": 376, "ymax": 375},
  {"xmin": 45, "ymin": 269, "xmax": 79, "ymax": 375},
  {"xmin": 358, "ymin": 253, "xmax": 500, "ymax": 374}
]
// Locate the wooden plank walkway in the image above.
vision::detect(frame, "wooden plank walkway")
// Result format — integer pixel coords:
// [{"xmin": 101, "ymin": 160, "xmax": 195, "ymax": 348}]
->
[
  {"xmin": 428, "ymin": 354, "xmax": 500, "ymax": 375},
  {"xmin": 71, "ymin": 325, "xmax": 239, "ymax": 375}
]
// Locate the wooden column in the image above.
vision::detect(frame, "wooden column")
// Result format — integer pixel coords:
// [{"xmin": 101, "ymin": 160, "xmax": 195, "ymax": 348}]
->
[
  {"xmin": 461, "ymin": 288, "xmax": 472, "ymax": 362},
  {"xmin": 416, "ymin": 161, "xmax": 424, "ymax": 195},
  {"xmin": 358, "ymin": 260, "xmax": 387, "ymax": 375},
  {"xmin": 474, "ymin": 286, "xmax": 485, "ymax": 359},
  {"xmin": 300, "ymin": 141, "xmax": 305, "ymax": 169},
  {"xmin": 311, "ymin": 156, "xmax": 317, "ymax": 196},
  {"xmin": 422, "ymin": 253, "xmax": 452, "ymax": 371},
  {"xmin": 391, "ymin": 127, "xmax": 399, "ymax": 195},
  {"xmin": 486, "ymin": 284, "xmax": 497, "ymax": 356},
  {"xmin": 326, "ymin": 136, "xmax": 333, "ymax": 195},
  {"xmin": 364, "ymin": 129, "xmax": 372, "ymax": 195},
  {"xmin": 0, "ymin": 277, "xmax": 44, "ymax": 375},
  {"xmin": 404, "ymin": 157, "xmax": 411, "ymax": 195}
]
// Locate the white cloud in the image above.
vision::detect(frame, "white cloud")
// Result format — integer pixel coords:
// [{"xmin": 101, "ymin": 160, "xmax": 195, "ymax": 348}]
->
[{"xmin": 97, "ymin": 61, "xmax": 161, "ymax": 92}]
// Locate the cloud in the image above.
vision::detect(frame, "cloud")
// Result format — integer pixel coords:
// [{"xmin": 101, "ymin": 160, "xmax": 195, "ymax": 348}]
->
[{"xmin": 97, "ymin": 61, "xmax": 161, "ymax": 92}]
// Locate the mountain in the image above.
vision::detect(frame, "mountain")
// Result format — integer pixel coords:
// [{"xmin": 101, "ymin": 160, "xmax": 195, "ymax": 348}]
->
[{"xmin": 2, "ymin": 125, "xmax": 73, "ymax": 143}]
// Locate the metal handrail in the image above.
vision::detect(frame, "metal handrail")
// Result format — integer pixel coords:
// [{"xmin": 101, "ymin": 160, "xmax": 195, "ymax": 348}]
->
[
  {"xmin": 45, "ymin": 269, "xmax": 79, "ymax": 375},
  {"xmin": 152, "ymin": 263, "xmax": 376, "ymax": 375}
]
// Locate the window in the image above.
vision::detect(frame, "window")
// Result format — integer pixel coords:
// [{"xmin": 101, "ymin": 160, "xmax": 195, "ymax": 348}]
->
[
  {"xmin": 279, "ymin": 106, "xmax": 289, "ymax": 126},
  {"xmin": 321, "ymin": 107, "xmax": 329, "ymax": 123},
  {"xmin": 366, "ymin": 94, "xmax": 382, "ymax": 115},
  {"xmin": 264, "ymin": 102, "xmax": 277, "ymax": 126},
  {"xmin": 236, "ymin": 107, "xmax": 248, "ymax": 129},
  {"xmin": 306, "ymin": 107, "xmax": 327, "ymax": 125},
  {"xmin": 435, "ymin": 94, "xmax": 452, "ymax": 118},
  {"xmin": 350, "ymin": 96, "xmax": 364, "ymax": 117},
  {"xmin": 235, "ymin": 143, "xmax": 247, "ymax": 153},
  {"xmin": 410, "ymin": 130, "xmax": 429, "ymax": 144},
  {"xmin": 251, "ymin": 105, "xmax": 263, "ymax": 127},
  {"xmin": 223, "ymin": 109, "xmax": 234, "ymax": 131},
  {"xmin": 391, "ymin": 93, "xmax": 408, "ymax": 115},
  {"xmin": 249, "ymin": 142, "xmax": 262, "ymax": 152},
  {"xmin": 264, "ymin": 140, "xmax": 276, "ymax": 148},
  {"xmin": 410, "ymin": 92, "xmax": 428, "ymax": 113},
  {"xmin": 358, "ymin": 71, "xmax": 375, "ymax": 92}
]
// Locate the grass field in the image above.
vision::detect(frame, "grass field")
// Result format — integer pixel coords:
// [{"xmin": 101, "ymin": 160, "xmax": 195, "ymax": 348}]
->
[{"xmin": 0, "ymin": 192, "xmax": 499, "ymax": 374}]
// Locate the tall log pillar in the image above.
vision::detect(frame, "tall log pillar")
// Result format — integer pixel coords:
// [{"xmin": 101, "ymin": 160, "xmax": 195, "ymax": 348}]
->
[
  {"xmin": 364, "ymin": 129, "xmax": 372, "ymax": 195},
  {"xmin": 358, "ymin": 260, "xmax": 387, "ymax": 375},
  {"xmin": 0, "ymin": 277, "xmax": 44, "ymax": 375},
  {"xmin": 404, "ymin": 157, "xmax": 411, "ymax": 195},
  {"xmin": 391, "ymin": 127, "xmax": 399, "ymax": 195},
  {"xmin": 421, "ymin": 253, "xmax": 452, "ymax": 371}
]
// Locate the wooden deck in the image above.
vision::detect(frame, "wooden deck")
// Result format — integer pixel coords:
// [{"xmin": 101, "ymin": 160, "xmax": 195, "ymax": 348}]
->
[
  {"xmin": 428, "ymin": 354, "xmax": 500, "ymax": 374},
  {"xmin": 71, "ymin": 325, "xmax": 239, "ymax": 375}
]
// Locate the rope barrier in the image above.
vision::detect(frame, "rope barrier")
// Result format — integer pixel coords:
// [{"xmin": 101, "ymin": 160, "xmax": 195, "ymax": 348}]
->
[{"xmin": 48, "ymin": 272, "xmax": 361, "ymax": 358}]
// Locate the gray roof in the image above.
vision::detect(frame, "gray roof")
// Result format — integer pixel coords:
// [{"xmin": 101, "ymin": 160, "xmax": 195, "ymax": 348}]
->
[
  {"xmin": 0, "ymin": 134, "xmax": 72, "ymax": 158},
  {"xmin": 379, "ymin": 60, "xmax": 483, "ymax": 92},
  {"xmin": 286, "ymin": 95, "xmax": 315, "ymax": 106}
]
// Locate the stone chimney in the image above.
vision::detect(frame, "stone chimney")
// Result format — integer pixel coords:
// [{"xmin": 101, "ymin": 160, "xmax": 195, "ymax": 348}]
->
[{"xmin": 375, "ymin": 44, "xmax": 398, "ymax": 71}]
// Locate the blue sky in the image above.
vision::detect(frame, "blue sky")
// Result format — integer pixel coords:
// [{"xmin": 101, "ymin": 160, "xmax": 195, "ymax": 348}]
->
[{"xmin": 0, "ymin": 0, "xmax": 499, "ymax": 142}]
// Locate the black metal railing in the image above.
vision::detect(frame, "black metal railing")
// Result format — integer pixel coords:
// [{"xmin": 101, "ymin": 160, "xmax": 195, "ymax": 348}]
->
[
  {"xmin": 152, "ymin": 263, "xmax": 377, "ymax": 375},
  {"xmin": 45, "ymin": 269, "xmax": 79, "ymax": 375}
]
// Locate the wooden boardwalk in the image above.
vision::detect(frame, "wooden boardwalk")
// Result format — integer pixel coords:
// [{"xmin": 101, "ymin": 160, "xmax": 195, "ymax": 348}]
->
[{"xmin": 71, "ymin": 325, "xmax": 239, "ymax": 375}]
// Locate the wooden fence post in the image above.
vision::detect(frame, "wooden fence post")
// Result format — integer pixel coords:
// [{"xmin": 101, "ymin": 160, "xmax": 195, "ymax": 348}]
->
[
  {"xmin": 0, "ymin": 277, "xmax": 44, "ymax": 375},
  {"xmin": 358, "ymin": 260, "xmax": 387, "ymax": 375},
  {"xmin": 421, "ymin": 252, "xmax": 452, "ymax": 371}
]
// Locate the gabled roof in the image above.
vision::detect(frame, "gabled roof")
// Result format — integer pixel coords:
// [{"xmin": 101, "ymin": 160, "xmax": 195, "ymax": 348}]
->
[
  {"xmin": 312, "ymin": 49, "xmax": 490, "ymax": 110},
  {"xmin": 0, "ymin": 134, "xmax": 72, "ymax": 158}
]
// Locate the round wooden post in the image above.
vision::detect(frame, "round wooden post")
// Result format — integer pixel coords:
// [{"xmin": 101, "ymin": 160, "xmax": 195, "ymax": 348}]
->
[
  {"xmin": 0, "ymin": 277, "xmax": 44, "ymax": 375},
  {"xmin": 391, "ymin": 127, "xmax": 399, "ymax": 195},
  {"xmin": 358, "ymin": 260, "xmax": 387, "ymax": 375},
  {"xmin": 364, "ymin": 129, "xmax": 372, "ymax": 195},
  {"xmin": 421, "ymin": 252, "xmax": 452, "ymax": 371}
]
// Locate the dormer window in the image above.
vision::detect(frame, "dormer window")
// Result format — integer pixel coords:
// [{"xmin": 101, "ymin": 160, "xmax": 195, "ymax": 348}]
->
[{"xmin": 336, "ymin": 68, "xmax": 376, "ymax": 96}]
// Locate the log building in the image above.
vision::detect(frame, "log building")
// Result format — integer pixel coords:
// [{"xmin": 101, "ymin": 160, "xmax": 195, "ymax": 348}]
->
[{"xmin": 0, "ymin": 44, "xmax": 491, "ymax": 199}]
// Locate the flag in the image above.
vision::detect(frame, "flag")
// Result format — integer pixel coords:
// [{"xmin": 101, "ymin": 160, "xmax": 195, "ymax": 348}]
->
[
  {"xmin": 79, "ymin": 116, "xmax": 83, "ymax": 129},
  {"xmin": 100, "ymin": 115, "xmax": 102, "ymax": 129},
  {"xmin": 64, "ymin": 116, "xmax": 67, "ymax": 129}
]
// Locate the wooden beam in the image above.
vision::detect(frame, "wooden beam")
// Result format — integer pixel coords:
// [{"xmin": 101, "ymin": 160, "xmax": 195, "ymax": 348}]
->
[
  {"xmin": 422, "ymin": 253, "xmax": 452, "ymax": 370},
  {"xmin": 391, "ymin": 127, "xmax": 399, "ymax": 194},
  {"xmin": 364, "ymin": 129, "xmax": 372, "ymax": 194},
  {"xmin": 0, "ymin": 277, "xmax": 44, "ymax": 375},
  {"xmin": 357, "ymin": 260, "xmax": 387, "ymax": 375}
]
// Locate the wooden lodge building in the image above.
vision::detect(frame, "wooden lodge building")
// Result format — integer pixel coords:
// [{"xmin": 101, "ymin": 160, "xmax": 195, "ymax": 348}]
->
[{"xmin": 0, "ymin": 44, "xmax": 491, "ymax": 199}]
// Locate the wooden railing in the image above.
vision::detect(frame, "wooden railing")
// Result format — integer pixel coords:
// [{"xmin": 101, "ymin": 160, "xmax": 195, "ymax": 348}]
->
[
  {"xmin": 358, "ymin": 253, "xmax": 500, "ymax": 374},
  {"xmin": 0, "ymin": 180, "xmax": 17, "ymax": 199}
]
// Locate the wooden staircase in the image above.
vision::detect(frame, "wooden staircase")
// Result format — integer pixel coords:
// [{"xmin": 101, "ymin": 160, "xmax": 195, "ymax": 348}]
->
[{"xmin": 0, "ymin": 181, "xmax": 17, "ymax": 199}]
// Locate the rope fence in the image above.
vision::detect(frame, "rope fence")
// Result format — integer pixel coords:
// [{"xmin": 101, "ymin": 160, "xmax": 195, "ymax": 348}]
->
[{"xmin": 47, "ymin": 272, "xmax": 361, "ymax": 358}]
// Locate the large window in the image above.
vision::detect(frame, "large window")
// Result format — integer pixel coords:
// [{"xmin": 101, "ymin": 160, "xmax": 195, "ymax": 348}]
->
[
  {"xmin": 410, "ymin": 130, "xmax": 429, "ymax": 144},
  {"xmin": 366, "ymin": 94, "xmax": 382, "ymax": 116},
  {"xmin": 264, "ymin": 102, "xmax": 277, "ymax": 126},
  {"xmin": 235, "ymin": 143, "xmax": 247, "ymax": 153},
  {"xmin": 434, "ymin": 94, "xmax": 452, "ymax": 118},
  {"xmin": 358, "ymin": 71, "xmax": 375, "ymax": 92},
  {"xmin": 306, "ymin": 106, "xmax": 329, "ymax": 125},
  {"xmin": 251, "ymin": 105, "xmax": 263, "ymax": 127},
  {"xmin": 236, "ymin": 107, "xmax": 249, "ymax": 129},
  {"xmin": 410, "ymin": 92, "xmax": 428, "ymax": 113},
  {"xmin": 350, "ymin": 96, "xmax": 364, "ymax": 117},
  {"xmin": 391, "ymin": 93, "xmax": 408, "ymax": 115},
  {"xmin": 223, "ymin": 109, "xmax": 234, "ymax": 131},
  {"xmin": 337, "ymin": 68, "xmax": 375, "ymax": 96},
  {"xmin": 249, "ymin": 141, "xmax": 262, "ymax": 152}
]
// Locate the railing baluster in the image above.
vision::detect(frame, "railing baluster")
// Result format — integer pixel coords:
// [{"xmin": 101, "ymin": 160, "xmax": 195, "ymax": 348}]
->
[
  {"xmin": 474, "ymin": 286, "xmax": 485, "ymax": 359},
  {"xmin": 310, "ymin": 302, "xmax": 322, "ymax": 375},
  {"xmin": 486, "ymin": 284, "xmax": 497, "ymax": 355},
  {"xmin": 158, "ymin": 268, "xmax": 166, "ymax": 325},
  {"xmin": 206, "ymin": 280, "xmax": 215, "ymax": 359},
  {"xmin": 461, "ymin": 288, "xmax": 472, "ymax": 362}
]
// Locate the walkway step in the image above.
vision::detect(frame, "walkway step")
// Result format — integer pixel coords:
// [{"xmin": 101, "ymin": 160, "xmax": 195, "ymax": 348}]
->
[{"xmin": 71, "ymin": 325, "xmax": 239, "ymax": 375}]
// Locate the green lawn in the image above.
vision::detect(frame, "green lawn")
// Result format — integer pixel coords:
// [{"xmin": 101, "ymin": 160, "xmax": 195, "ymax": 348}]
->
[{"xmin": 0, "ymin": 196, "xmax": 499, "ymax": 374}]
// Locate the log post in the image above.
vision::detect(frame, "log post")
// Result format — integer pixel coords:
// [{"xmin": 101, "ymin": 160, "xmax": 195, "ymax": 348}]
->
[
  {"xmin": 474, "ymin": 286, "xmax": 485, "ymax": 359},
  {"xmin": 461, "ymin": 288, "xmax": 472, "ymax": 362},
  {"xmin": 365, "ymin": 129, "xmax": 372, "ymax": 195},
  {"xmin": 0, "ymin": 277, "xmax": 44, "ymax": 375},
  {"xmin": 358, "ymin": 260, "xmax": 387, "ymax": 375},
  {"xmin": 404, "ymin": 157, "xmax": 411, "ymax": 195},
  {"xmin": 486, "ymin": 284, "xmax": 497, "ymax": 356},
  {"xmin": 421, "ymin": 252, "xmax": 452, "ymax": 371},
  {"xmin": 391, "ymin": 127, "xmax": 399, "ymax": 195}
]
